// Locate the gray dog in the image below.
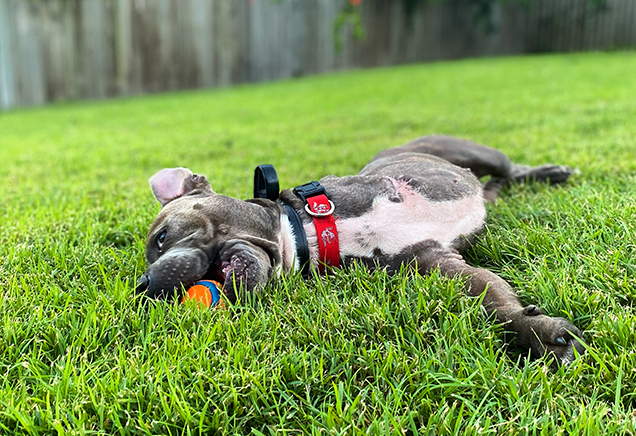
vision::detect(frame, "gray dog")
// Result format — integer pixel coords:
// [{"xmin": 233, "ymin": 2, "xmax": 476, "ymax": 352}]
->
[{"xmin": 136, "ymin": 135, "xmax": 585, "ymax": 364}]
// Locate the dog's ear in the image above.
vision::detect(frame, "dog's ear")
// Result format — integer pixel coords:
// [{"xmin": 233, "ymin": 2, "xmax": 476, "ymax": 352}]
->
[{"xmin": 149, "ymin": 167, "xmax": 214, "ymax": 207}]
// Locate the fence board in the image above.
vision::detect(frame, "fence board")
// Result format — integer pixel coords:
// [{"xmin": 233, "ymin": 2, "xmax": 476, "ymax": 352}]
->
[
  {"xmin": 1, "ymin": 0, "xmax": 635, "ymax": 109},
  {"xmin": 0, "ymin": 0, "xmax": 16, "ymax": 108},
  {"xmin": 15, "ymin": 1, "xmax": 46, "ymax": 106}
]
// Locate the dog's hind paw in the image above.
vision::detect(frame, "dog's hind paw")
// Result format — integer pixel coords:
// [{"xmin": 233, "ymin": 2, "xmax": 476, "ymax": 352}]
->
[{"xmin": 511, "ymin": 164, "xmax": 575, "ymax": 185}]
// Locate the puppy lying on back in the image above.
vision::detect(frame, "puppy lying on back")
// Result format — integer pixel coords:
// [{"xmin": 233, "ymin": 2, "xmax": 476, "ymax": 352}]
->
[{"xmin": 136, "ymin": 135, "xmax": 585, "ymax": 365}]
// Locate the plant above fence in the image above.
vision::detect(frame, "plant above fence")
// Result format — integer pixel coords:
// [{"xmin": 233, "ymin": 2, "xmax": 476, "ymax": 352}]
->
[{"xmin": 341, "ymin": 0, "xmax": 610, "ymax": 37}]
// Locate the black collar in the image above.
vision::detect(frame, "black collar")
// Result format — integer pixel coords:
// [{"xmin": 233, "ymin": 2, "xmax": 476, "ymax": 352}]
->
[{"xmin": 281, "ymin": 202, "xmax": 310, "ymax": 276}]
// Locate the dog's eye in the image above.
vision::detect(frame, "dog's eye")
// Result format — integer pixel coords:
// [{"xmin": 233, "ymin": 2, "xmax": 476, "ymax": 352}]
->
[{"xmin": 156, "ymin": 230, "xmax": 167, "ymax": 251}]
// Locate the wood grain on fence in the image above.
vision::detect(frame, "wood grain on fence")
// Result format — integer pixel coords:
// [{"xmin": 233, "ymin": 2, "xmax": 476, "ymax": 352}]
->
[{"xmin": 0, "ymin": 0, "xmax": 634, "ymax": 109}]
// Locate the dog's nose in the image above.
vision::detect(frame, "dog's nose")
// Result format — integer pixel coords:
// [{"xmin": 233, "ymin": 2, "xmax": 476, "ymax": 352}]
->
[{"xmin": 135, "ymin": 274, "xmax": 150, "ymax": 295}]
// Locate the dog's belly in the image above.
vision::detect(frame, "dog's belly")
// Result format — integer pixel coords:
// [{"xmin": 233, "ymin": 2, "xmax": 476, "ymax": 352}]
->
[{"xmin": 305, "ymin": 182, "xmax": 486, "ymax": 259}]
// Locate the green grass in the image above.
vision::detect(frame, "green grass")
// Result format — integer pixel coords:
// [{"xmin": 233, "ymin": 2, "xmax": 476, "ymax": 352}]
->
[{"xmin": 1, "ymin": 51, "xmax": 636, "ymax": 434}]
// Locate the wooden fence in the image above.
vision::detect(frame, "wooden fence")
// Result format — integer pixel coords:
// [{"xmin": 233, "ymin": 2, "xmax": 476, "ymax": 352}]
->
[{"xmin": 1, "ymin": 0, "xmax": 635, "ymax": 109}]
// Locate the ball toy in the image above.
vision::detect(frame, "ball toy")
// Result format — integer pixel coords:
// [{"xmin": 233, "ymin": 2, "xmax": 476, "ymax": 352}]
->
[{"xmin": 181, "ymin": 280, "xmax": 224, "ymax": 309}]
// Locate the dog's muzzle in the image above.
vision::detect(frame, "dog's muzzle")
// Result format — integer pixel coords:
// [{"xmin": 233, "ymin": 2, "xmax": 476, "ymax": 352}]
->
[{"xmin": 135, "ymin": 248, "xmax": 211, "ymax": 300}]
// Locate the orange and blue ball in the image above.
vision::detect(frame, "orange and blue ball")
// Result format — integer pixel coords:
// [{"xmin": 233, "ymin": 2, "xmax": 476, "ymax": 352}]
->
[{"xmin": 181, "ymin": 280, "xmax": 224, "ymax": 308}]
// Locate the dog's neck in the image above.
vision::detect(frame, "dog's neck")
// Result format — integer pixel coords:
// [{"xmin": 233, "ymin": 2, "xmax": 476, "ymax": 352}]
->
[
  {"xmin": 278, "ymin": 209, "xmax": 320, "ymax": 274},
  {"xmin": 278, "ymin": 213, "xmax": 300, "ymax": 274}
]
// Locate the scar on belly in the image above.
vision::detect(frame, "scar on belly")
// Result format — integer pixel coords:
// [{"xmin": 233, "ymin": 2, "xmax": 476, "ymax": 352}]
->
[{"xmin": 386, "ymin": 176, "xmax": 414, "ymax": 203}]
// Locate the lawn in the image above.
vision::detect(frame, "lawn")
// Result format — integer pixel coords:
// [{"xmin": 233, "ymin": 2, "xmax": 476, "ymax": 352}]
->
[{"xmin": 1, "ymin": 51, "xmax": 635, "ymax": 434}]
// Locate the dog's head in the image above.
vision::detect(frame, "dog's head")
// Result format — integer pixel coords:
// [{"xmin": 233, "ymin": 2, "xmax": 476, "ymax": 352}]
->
[{"xmin": 136, "ymin": 168, "xmax": 282, "ymax": 302}]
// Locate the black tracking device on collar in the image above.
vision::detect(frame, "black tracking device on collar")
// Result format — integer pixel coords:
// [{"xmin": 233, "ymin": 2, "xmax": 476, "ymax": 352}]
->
[{"xmin": 253, "ymin": 164, "xmax": 280, "ymax": 200}]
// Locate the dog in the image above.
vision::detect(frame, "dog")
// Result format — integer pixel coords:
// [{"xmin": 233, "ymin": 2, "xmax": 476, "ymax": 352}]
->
[{"xmin": 136, "ymin": 135, "xmax": 585, "ymax": 365}]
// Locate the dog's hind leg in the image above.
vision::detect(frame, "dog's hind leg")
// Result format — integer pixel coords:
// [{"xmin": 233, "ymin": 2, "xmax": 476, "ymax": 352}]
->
[
  {"xmin": 371, "ymin": 135, "xmax": 513, "ymax": 179},
  {"xmin": 411, "ymin": 241, "xmax": 585, "ymax": 365},
  {"xmin": 371, "ymin": 135, "xmax": 573, "ymax": 202}
]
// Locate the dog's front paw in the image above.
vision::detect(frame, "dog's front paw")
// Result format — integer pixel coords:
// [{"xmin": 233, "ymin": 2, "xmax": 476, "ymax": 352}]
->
[{"xmin": 508, "ymin": 308, "xmax": 585, "ymax": 366}]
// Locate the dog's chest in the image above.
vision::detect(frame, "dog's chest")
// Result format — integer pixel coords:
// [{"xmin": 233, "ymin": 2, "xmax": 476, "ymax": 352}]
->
[{"xmin": 305, "ymin": 179, "xmax": 486, "ymax": 258}]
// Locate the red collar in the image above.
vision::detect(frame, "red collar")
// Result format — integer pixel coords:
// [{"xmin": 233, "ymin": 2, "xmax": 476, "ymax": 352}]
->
[{"xmin": 293, "ymin": 182, "xmax": 340, "ymax": 273}]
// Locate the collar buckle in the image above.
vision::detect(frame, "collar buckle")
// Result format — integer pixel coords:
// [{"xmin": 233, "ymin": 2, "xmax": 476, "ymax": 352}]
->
[{"xmin": 293, "ymin": 181, "xmax": 326, "ymax": 202}]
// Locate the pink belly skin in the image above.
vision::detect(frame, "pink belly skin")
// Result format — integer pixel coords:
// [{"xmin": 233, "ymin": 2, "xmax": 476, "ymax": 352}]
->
[{"xmin": 304, "ymin": 181, "xmax": 486, "ymax": 260}]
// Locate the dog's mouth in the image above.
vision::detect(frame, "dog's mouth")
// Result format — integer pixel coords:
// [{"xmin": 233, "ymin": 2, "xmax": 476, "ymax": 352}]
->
[
  {"xmin": 181, "ymin": 255, "xmax": 247, "ymax": 304},
  {"xmin": 198, "ymin": 257, "xmax": 226, "ymax": 286}
]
